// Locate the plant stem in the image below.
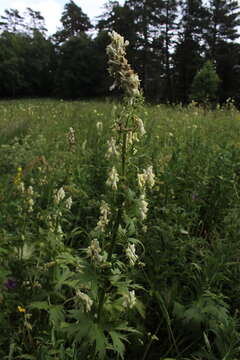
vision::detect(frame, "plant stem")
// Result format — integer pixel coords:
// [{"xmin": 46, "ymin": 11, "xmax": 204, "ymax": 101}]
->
[{"xmin": 97, "ymin": 112, "xmax": 128, "ymax": 323}]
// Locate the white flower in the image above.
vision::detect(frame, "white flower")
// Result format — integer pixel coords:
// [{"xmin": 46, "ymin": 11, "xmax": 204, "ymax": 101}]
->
[
  {"xmin": 67, "ymin": 127, "xmax": 76, "ymax": 146},
  {"xmin": 144, "ymin": 166, "xmax": 155, "ymax": 188},
  {"xmin": 106, "ymin": 137, "xmax": 119, "ymax": 159},
  {"xmin": 126, "ymin": 131, "xmax": 133, "ymax": 147},
  {"xmin": 107, "ymin": 31, "xmax": 141, "ymax": 98},
  {"xmin": 76, "ymin": 290, "xmax": 93, "ymax": 312},
  {"xmin": 96, "ymin": 121, "xmax": 103, "ymax": 133},
  {"xmin": 17, "ymin": 181, "xmax": 25, "ymax": 193},
  {"xmin": 54, "ymin": 187, "xmax": 65, "ymax": 205},
  {"xmin": 106, "ymin": 166, "xmax": 119, "ymax": 190},
  {"xmin": 138, "ymin": 166, "xmax": 155, "ymax": 190},
  {"xmin": 96, "ymin": 201, "xmax": 111, "ymax": 232},
  {"xmin": 135, "ymin": 116, "xmax": 146, "ymax": 136},
  {"xmin": 27, "ymin": 186, "xmax": 34, "ymax": 196},
  {"xmin": 86, "ymin": 239, "xmax": 103, "ymax": 265},
  {"xmin": 28, "ymin": 198, "xmax": 34, "ymax": 213},
  {"xmin": 138, "ymin": 173, "xmax": 146, "ymax": 189},
  {"xmin": 65, "ymin": 196, "xmax": 73, "ymax": 210},
  {"xmin": 122, "ymin": 290, "xmax": 136, "ymax": 309},
  {"xmin": 139, "ymin": 194, "xmax": 148, "ymax": 220},
  {"xmin": 126, "ymin": 244, "xmax": 138, "ymax": 266}
]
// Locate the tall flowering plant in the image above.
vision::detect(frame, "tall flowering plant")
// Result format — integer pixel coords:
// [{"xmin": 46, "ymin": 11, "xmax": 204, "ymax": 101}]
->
[{"xmin": 63, "ymin": 31, "xmax": 155, "ymax": 359}]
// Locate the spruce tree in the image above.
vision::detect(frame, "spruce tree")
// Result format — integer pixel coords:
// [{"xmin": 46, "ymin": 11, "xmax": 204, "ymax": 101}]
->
[
  {"xmin": 190, "ymin": 60, "xmax": 220, "ymax": 104},
  {"xmin": 204, "ymin": 0, "xmax": 240, "ymax": 59},
  {"xmin": 173, "ymin": 0, "xmax": 208, "ymax": 103}
]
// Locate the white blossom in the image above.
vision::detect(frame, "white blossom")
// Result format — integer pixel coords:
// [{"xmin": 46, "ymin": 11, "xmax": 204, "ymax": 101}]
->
[
  {"xmin": 122, "ymin": 290, "xmax": 136, "ymax": 309},
  {"xmin": 17, "ymin": 181, "xmax": 25, "ymax": 193},
  {"xmin": 106, "ymin": 137, "xmax": 119, "ymax": 159},
  {"xmin": 86, "ymin": 239, "xmax": 103, "ymax": 265},
  {"xmin": 138, "ymin": 166, "xmax": 155, "ymax": 190},
  {"xmin": 67, "ymin": 127, "xmax": 76, "ymax": 146},
  {"xmin": 144, "ymin": 166, "xmax": 155, "ymax": 188},
  {"xmin": 65, "ymin": 196, "xmax": 73, "ymax": 210},
  {"xmin": 96, "ymin": 121, "xmax": 103, "ymax": 134},
  {"xmin": 126, "ymin": 244, "xmax": 138, "ymax": 266},
  {"xmin": 106, "ymin": 166, "xmax": 120, "ymax": 190},
  {"xmin": 96, "ymin": 201, "xmax": 111, "ymax": 232},
  {"xmin": 28, "ymin": 198, "xmax": 34, "ymax": 213},
  {"xmin": 54, "ymin": 187, "xmax": 65, "ymax": 205},
  {"xmin": 107, "ymin": 31, "xmax": 140, "ymax": 98},
  {"xmin": 76, "ymin": 290, "xmax": 93, "ymax": 312},
  {"xmin": 139, "ymin": 194, "xmax": 148, "ymax": 220},
  {"xmin": 27, "ymin": 186, "xmax": 34, "ymax": 196},
  {"xmin": 135, "ymin": 116, "xmax": 146, "ymax": 136}
]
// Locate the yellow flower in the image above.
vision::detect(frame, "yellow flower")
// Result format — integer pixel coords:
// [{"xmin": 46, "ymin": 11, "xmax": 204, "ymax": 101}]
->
[{"xmin": 17, "ymin": 305, "xmax": 26, "ymax": 313}]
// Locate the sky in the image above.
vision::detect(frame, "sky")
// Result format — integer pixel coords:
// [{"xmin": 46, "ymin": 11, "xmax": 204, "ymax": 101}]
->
[{"xmin": 0, "ymin": 0, "xmax": 125, "ymax": 34}]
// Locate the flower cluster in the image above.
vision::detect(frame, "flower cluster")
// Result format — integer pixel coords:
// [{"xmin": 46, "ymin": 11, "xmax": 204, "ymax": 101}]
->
[
  {"xmin": 126, "ymin": 244, "xmax": 138, "ymax": 266},
  {"xmin": 53, "ymin": 187, "xmax": 65, "ymax": 205},
  {"xmin": 106, "ymin": 166, "xmax": 120, "ymax": 190},
  {"xmin": 138, "ymin": 166, "xmax": 155, "ymax": 190},
  {"xmin": 96, "ymin": 121, "xmax": 103, "ymax": 134},
  {"xmin": 76, "ymin": 290, "xmax": 93, "ymax": 312},
  {"xmin": 122, "ymin": 290, "xmax": 136, "ymax": 309},
  {"xmin": 139, "ymin": 194, "xmax": 148, "ymax": 220},
  {"xmin": 106, "ymin": 137, "xmax": 119, "ymax": 159},
  {"xmin": 86, "ymin": 239, "xmax": 104, "ymax": 265},
  {"xmin": 66, "ymin": 127, "xmax": 76, "ymax": 150},
  {"xmin": 107, "ymin": 31, "xmax": 140, "ymax": 99},
  {"xmin": 95, "ymin": 201, "xmax": 111, "ymax": 232}
]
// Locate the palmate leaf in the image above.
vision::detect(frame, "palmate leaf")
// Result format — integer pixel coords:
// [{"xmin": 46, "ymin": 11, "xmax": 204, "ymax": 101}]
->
[
  {"xmin": 89, "ymin": 323, "xmax": 108, "ymax": 359},
  {"xmin": 49, "ymin": 305, "xmax": 65, "ymax": 326},
  {"xmin": 109, "ymin": 330, "xmax": 127, "ymax": 359}
]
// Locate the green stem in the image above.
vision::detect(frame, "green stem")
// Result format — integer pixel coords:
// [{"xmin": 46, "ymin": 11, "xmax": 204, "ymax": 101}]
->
[{"xmin": 97, "ymin": 116, "xmax": 128, "ymax": 323}]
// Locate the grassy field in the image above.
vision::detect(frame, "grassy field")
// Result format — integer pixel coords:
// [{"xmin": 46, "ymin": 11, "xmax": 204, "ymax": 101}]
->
[{"xmin": 1, "ymin": 98, "xmax": 240, "ymax": 359}]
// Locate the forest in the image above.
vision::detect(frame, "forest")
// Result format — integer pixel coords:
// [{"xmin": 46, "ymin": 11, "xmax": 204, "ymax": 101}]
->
[{"xmin": 0, "ymin": 0, "xmax": 240, "ymax": 104}]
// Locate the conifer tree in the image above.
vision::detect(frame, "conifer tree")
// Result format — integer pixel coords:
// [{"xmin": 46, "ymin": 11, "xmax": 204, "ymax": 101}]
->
[
  {"xmin": 173, "ymin": 0, "xmax": 208, "ymax": 103},
  {"xmin": 204, "ymin": 0, "xmax": 240, "ymax": 59},
  {"xmin": 190, "ymin": 60, "xmax": 220, "ymax": 104}
]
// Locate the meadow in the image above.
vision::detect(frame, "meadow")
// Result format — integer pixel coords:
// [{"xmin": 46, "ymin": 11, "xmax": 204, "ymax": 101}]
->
[{"xmin": 1, "ymin": 97, "xmax": 240, "ymax": 359}]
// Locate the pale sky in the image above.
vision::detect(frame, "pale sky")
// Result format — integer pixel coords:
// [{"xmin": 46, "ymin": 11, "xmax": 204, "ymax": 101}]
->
[{"xmin": 0, "ymin": 0, "xmax": 125, "ymax": 34}]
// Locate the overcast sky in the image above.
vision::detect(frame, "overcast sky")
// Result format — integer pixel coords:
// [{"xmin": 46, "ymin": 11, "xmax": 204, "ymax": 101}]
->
[{"xmin": 0, "ymin": 0, "xmax": 125, "ymax": 34}]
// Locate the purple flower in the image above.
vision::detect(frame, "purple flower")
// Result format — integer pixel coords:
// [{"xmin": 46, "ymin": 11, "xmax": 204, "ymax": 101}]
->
[
  {"xmin": 4, "ymin": 279, "xmax": 17, "ymax": 290},
  {"xmin": 192, "ymin": 192, "xmax": 197, "ymax": 201}
]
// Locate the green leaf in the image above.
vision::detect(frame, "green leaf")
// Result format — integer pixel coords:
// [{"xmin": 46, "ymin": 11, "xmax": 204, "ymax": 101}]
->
[
  {"xmin": 29, "ymin": 301, "xmax": 49, "ymax": 311},
  {"xmin": 135, "ymin": 299, "xmax": 146, "ymax": 319},
  {"xmin": 109, "ymin": 330, "xmax": 126, "ymax": 359},
  {"xmin": 49, "ymin": 305, "xmax": 64, "ymax": 326},
  {"xmin": 89, "ymin": 324, "xmax": 107, "ymax": 359},
  {"xmin": 16, "ymin": 355, "xmax": 36, "ymax": 359}
]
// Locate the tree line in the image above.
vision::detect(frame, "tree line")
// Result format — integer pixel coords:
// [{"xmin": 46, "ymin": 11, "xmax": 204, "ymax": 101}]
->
[{"xmin": 0, "ymin": 0, "xmax": 240, "ymax": 104}]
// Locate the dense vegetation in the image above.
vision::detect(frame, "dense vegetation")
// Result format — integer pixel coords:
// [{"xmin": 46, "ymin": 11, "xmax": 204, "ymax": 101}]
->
[
  {"xmin": 1, "ymin": 95, "xmax": 240, "ymax": 359},
  {"xmin": 0, "ymin": 0, "xmax": 240, "ymax": 104}
]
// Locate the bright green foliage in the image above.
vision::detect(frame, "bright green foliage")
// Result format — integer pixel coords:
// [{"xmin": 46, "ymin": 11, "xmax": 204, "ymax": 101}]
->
[{"xmin": 190, "ymin": 60, "xmax": 221, "ymax": 104}]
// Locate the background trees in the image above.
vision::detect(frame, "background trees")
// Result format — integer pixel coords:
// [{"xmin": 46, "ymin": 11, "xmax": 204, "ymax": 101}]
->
[{"xmin": 0, "ymin": 0, "xmax": 239, "ymax": 104}]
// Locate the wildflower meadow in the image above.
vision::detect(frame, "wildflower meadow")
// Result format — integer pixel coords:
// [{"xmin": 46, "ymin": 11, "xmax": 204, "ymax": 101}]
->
[{"xmin": 1, "ymin": 32, "xmax": 240, "ymax": 360}]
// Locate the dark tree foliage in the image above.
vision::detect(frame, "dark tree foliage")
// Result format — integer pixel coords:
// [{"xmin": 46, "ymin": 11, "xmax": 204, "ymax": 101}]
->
[
  {"xmin": 54, "ymin": 33, "xmax": 104, "ymax": 98},
  {"xmin": 0, "ymin": 9, "xmax": 24, "ymax": 33},
  {"xmin": 0, "ymin": 0, "xmax": 240, "ymax": 103},
  {"xmin": 173, "ymin": 0, "xmax": 208, "ymax": 103},
  {"xmin": 204, "ymin": 0, "xmax": 240, "ymax": 59},
  {"xmin": 53, "ymin": 0, "xmax": 92, "ymax": 44}
]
